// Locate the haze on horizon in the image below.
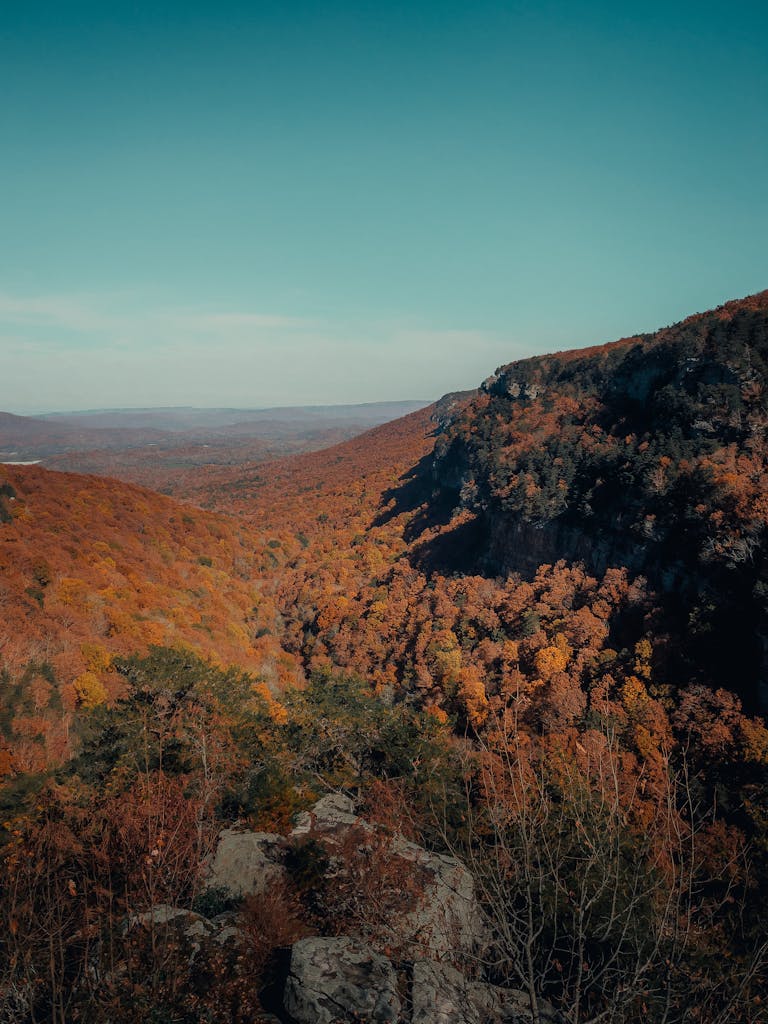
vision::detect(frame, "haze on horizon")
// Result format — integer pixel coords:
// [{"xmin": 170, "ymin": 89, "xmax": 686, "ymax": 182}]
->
[{"xmin": 2, "ymin": 0, "xmax": 766, "ymax": 415}]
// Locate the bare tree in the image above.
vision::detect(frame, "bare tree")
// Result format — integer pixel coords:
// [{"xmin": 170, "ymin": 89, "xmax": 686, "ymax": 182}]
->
[{"xmin": 434, "ymin": 709, "xmax": 767, "ymax": 1024}]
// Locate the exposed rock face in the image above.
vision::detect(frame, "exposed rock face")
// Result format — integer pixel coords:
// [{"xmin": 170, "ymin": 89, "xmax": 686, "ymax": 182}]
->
[
  {"xmin": 284, "ymin": 936, "xmax": 401, "ymax": 1024},
  {"xmin": 411, "ymin": 960, "xmax": 559, "ymax": 1024},
  {"xmin": 291, "ymin": 793, "xmax": 488, "ymax": 960},
  {"xmin": 480, "ymin": 370, "xmax": 545, "ymax": 402},
  {"xmin": 204, "ymin": 828, "xmax": 286, "ymax": 898},
  {"xmin": 290, "ymin": 792, "xmax": 360, "ymax": 837},
  {"xmin": 127, "ymin": 904, "xmax": 246, "ymax": 960},
  {"xmin": 431, "ymin": 390, "xmax": 478, "ymax": 433},
  {"xmin": 391, "ymin": 835, "xmax": 487, "ymax": 960},
  {"xmin": 281, "ymin": 946, "xmax": 555, "ymax": 1024},
  {"xmin": 482, "ymin": 513, "xmax": 671, "ymax": 584},
  {"xmin": 411, "ymin": 960, "xmax": 482, "ymax": 1024}
]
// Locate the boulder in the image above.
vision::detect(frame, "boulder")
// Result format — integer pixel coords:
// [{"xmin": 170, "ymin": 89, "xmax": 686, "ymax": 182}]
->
[
  {"xmin": 283, "ymin": 936, "xmax": 401, "ymax": 1024},
  {"xmin": 392, "ymin": 836, "xmax": 487, "ymax": 960},
  {"xmin": 291, "ymin": 794, "xmax": 488, "ymax": 961},
  {"xmin": 204, "ymin": 828, "xmax": 286, "ymax": 898},
  {"xmin": 290, "ymin": 792, "xmax": 360, "ymax": 837},
  {"xmin": 411, "ymin": 960, "xmax": 558, "ymax": 1024}
]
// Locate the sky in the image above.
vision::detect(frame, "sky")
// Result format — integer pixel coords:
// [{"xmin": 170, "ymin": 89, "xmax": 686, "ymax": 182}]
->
[{"xmin": 1, "ymin": 0, "xmax": 766, "ymax": 413}]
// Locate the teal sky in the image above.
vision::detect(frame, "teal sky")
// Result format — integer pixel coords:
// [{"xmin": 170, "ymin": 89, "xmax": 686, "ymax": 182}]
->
[{"xmin": 1, "ymin": 0, "xmax": 766, "ymax": 412}]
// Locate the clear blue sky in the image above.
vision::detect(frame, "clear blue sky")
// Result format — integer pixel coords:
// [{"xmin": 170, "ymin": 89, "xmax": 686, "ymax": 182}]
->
[{"xmin": 1, "ymin": 0, "xmax": 766, "ymax": 412}]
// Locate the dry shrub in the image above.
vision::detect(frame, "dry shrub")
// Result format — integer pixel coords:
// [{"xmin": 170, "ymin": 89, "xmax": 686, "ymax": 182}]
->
[
  {"xmin": 240, "ymin": 878, "xmax": 313, "ymax": 974},
  {"xmin": 360, "ymin": 777, "xmax": 420, "ymax": 842},
  {"xmin": 317, "ymin": 823, "xmax": 427, "ymax": 957}
]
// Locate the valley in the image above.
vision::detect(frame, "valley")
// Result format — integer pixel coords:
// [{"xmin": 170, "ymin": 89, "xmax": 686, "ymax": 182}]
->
[
  {"xmin": 1, "ymin": 294, "xmax": 767, "ymax": 1023},
  {"xmin": 0, "ymin": 401, "xmax": 430, "ymax": 495}
]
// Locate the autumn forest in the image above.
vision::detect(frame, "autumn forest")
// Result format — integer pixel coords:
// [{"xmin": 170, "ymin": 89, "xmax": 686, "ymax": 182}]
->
[{"xmin": 1, "ymin": 293, "xmax": 768, "ymax": 1023}]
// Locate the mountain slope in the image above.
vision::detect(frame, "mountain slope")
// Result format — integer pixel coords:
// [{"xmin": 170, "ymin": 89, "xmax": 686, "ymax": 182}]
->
[
  {"xmin": 187, "ymin": 293, "xmax": 768, "ymax": 712},
  {"xmin": 0, "ymin": 464, "xmax": 298, "ymax": 772},
  {"xmin": 2, "ymin": 297, "xmax": 768, "ymax": 1022},
  {"xmin": 423, "ymin": 290, "xmax": 768, "ymax": 706},
  {"xmin": 432, "ymin": 291, "xmax": 768, "ymax": 564}
]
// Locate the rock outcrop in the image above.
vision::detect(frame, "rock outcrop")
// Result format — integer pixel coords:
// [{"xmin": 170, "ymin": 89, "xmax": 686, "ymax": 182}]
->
[
  {"xmin": 203, "ymin": 828, "xmax": 286, "ymax": 898},
  {"xmin": 284, "ymin": 936, "xmax": 402, "ymax": 1024},
  {"xmin": 125, "ymin": 790, "xmax": 560, "ymax": 1024},
  {"xmin": 280, "ymin": 942, "xmax": 556, "ymax": 1024},
  {"xmin": 290, "ymin": 792, "xmax": 488, "ymax": 960},
  {"xmin": 411, "ymin": 960, "xmax": 558, "ymax": 1024},
  {"xmin": 391, "ymin": 834, "xmax": 487, "ymax": 960},
  {"xmin": 290, "ymin": 792, "xmax": 360, "ymax": 837}
]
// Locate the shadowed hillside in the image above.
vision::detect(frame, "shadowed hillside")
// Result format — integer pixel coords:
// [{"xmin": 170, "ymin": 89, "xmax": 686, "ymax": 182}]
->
[
  {"xmin": 421, "ymin": 291, "xmax": 768, "ymax": 708},
  {"xmin": 1, "ymin": 298, "xmax": 767, "ymax": 1023}
]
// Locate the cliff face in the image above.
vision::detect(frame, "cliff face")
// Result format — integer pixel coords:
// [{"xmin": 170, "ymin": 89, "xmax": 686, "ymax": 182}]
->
[
  {"xmin": 429, "ymin": 291, "xmax": 768, "ymax": 707},
  {"xmin": 482, "ymin": 514, "xmax": 653, "ymax": 580}
]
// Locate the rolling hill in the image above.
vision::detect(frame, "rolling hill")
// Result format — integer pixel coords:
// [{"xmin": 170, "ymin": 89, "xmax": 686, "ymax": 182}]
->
[
  {"xmin": 1, "ymin": 293, "xmax": 768, "ymax": 1023},
  {"xmin": 0, "ymin": 463, "xmax": 296, "ymax": 774}
]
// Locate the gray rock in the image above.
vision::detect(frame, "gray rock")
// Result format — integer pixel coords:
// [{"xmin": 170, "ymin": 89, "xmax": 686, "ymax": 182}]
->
[
  {"xmin": 204, "ymin": 828, "xmax": 285, "ymax": 898},
  {"xmin": 412, "ymin": 960, "xmax": 554, "ymax": 1024},
  {"xmin": 127, "ymin": 906, "xmax": 216, "ymax": 961},
  {"xmin": 411, "ymin": 960, "xmax": 479, "ymax": 1024},
  {"xmin": 467, "ymin": 982, "xmax": 544, "ymax": 1023},
  {"xmin": 391, "ymin": 837, "xmax": 488, "ymax": 960},
  {"xmin": 284, "ymin": 936, "xmax": 401, "ymax": 1024},
  {"xmin": 127, "ymin": 904, "xmax": 249, "ymax": 960},
  {"xmin": 290, "ymin": 795, "xmax": 487, "ymax": 961},
  {"xmin": 291, "ymin": 792, "xmax": 360, "ymax": 837}
]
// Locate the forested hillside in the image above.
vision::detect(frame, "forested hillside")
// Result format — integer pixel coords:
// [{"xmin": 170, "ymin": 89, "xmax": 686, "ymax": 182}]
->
[
  {"xmin": 0, "ymin": 465, "xmax": 297, "ymax": 775},
  {"xmin": 428, "ymin": 291, "xmax": 768, "ymax": 709},
  {"xmin": 1, "ymin": 295, "xmax": 767, "ymax": 1023}
]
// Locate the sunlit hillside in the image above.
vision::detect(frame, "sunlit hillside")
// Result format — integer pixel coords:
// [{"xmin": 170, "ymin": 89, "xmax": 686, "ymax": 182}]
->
[
  {"xmin": 0, "ymin": 464, "xmax": 298, "ymax": 773},
  {"xmin": 1, "ymin": 295, "xmax": 767, "ymax": 1022}
]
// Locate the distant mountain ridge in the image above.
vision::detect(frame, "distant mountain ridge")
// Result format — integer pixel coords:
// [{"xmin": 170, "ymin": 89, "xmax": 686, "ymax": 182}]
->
[
  {"xmin": 35, "ymin": 400, "xmax": 431, "ymax": 432},
  {"xmin": 0, "ymin": 400, "xmax": 433, "ymax": 478}
]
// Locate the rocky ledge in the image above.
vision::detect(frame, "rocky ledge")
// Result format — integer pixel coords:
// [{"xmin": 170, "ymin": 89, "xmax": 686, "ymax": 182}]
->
[{"xmin": 124, "ymin": 793, "xmax": 560, "ymax": 1023}]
